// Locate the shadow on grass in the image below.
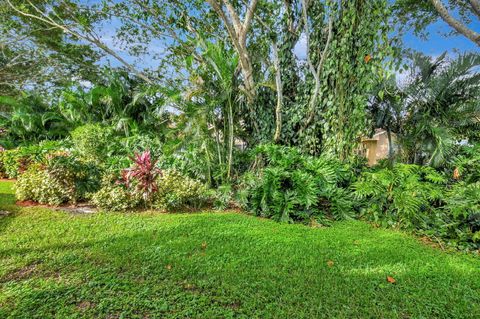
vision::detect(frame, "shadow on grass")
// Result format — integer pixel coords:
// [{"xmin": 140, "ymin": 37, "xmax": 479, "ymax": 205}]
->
[{"xmin": 0, "ymin": 191, "xmax": 18, "ymax": 234}]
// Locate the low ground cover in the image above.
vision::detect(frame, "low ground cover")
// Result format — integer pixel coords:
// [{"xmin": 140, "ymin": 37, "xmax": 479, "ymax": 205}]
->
[{"xmin": 0, "ymin": 181, "xmax": 479, "ymax": 318}]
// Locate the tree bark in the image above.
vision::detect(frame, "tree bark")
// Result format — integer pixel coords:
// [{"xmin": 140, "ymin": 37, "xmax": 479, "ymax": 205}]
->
[
  {"xmin": 207, "ymin": 0, "xmax": 258, "ymax": 104},
  {"xmin": 300, "ymin": 0, "xmax": 334, "ymax": 130},
  {"xmin": 272, "ymin": 42, "xmax": 283, "ymax": 143},
  {"xmin": 386, "ymin": 127, "xmax": 394, "ymax": 161},
  {"xmin": 469, "ymin": 0, "xmax": 480, "ymax": 18},
  {"xmin": 227, "ymin": 97, "xmax": 234, "ymax": 180},
  {"xmin": 206, "ymin": 0, "xmax": 259, "ymax": 136},
  {"xmin": 430, "ymin": 0, "xmax": 480, "ymax": 45}
]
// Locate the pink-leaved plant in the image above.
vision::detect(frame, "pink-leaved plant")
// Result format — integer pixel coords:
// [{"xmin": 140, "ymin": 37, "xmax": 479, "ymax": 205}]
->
[{"xmin": 121, "ymin": 150, "xmax": 162, "ymax": 202}]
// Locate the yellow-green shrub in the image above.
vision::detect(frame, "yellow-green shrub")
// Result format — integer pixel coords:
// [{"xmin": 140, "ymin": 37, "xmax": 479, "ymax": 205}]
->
[
  {"xmin": 153, "ymin": 170, "xmax": 209, "ymax": 211},
  {"xmin": 16, "ymin": 164, "xmax": 74, "ymax": 205}
]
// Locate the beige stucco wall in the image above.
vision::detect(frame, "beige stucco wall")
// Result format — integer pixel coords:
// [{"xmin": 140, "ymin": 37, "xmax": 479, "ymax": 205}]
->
[{"xmin": 361, "ymin": 130, "xmax": 396, "ymax": 166}]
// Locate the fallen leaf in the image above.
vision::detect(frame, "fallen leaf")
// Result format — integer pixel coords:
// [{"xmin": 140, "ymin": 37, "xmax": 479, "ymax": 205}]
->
[
  {"xmin": 453, "ymin": 167, "xmax": 460, "ymax": 180},
  {"xmin": 386, "ymin": 276, "xmax": 396, "ymax": 284},
  {"xmin": 327, "ymin": 260, "xmax": 334, "ymax": 267},
  {"xmin": 183, "ymin": 283, "xmax": 196, "ymax": 290},
  {"xmin": 364, "ymin": 54, "xmax": 372, "ymax": 63}
]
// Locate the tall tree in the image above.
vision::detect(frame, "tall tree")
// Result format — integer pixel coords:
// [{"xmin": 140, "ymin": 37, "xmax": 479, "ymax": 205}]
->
[{"xmin": 0, "ymin": 2, "xmax": 100, "ymax": 96}]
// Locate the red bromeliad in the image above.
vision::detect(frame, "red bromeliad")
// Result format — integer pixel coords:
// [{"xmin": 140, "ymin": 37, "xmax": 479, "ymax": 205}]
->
[{"xmin": 122, "ymin": 150, "xmax": 162, "ymax": 201}]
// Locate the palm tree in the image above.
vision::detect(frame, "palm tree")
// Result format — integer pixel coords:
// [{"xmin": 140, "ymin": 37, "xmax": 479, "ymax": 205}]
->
[
  {"xmin": 167, "ymin": 38, "xmax": 240, "ymax": 185},
  {"xmin": 370, "ymin": 52, "xmax": 480, "ymax": 167},
  {"xmin": 0, "ymin": 94, "xmax": 71, "ymax": 145}
]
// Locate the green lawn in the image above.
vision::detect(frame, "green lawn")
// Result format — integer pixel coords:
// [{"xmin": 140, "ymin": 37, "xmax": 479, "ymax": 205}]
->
[{"xmin": 0, "ymin": 181, "xmax": 479, "ymax": 318}]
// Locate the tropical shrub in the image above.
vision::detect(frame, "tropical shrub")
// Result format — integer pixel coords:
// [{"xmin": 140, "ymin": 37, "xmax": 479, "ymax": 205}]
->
[
  {"xmin": 238, "ymin": 144, "xmax": 357, "ymax": 223},
  {"xmin": 212, "ymin": 184, "xmax": 234, "ymax": 210},
  {"xmin": 121, "ymin": 150, "xmax": 161, "ymax": 203},
  {"xmin": 92, "ymin": 174, "xmax": 141, "ymax": 211},
  {"xmin": 15, "ymin": 153, "xmax": 100, "ymax": 205},
  {"xmin": 153, "ymin": 169, "xmax": 209, "ymax": 211},
  {"xmin": 119, "ymin": 134, "xmax": 163, "ymax": 158},
  {"xmin": 443, "ymin": 182, "xmax": 480, "ymax": 249},
  {"xmin": 103, "ymin": 155, "xmax": 132, "ymax": 173},
  {"xmin": 47, "ymin": 154, "xmax": 101, "ymax": 200},
  {"xmin": 16, "ymin": 164, "xmax": 73, "ymax": 205},
  {"xmin": 0, "ymin": 140, "xmax": 70, "ymax": 178},
  {"xmin": 449, "ymin": 143, "xmax": 480, "ymax": 183},
  {"xmin": 71, "ymin": 124, "xmax": 114, "ymax": 162},
  {"xmin": 352, "ymin": 164, "xmax": 446, "ymax": 229}
]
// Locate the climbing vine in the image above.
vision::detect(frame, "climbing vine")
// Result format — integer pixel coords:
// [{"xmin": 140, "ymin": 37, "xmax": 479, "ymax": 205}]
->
[
  {"xmin": 203, "ymin": 0, "xmax": 392, "ymax": 158},
  {"xmin": 279, "ymin": 0, "xmax": 392, "ymax": 158}
]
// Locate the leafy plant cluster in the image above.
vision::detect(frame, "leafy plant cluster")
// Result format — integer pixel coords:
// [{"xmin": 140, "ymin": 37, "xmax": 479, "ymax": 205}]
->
[
  {"xmin": 352, "ymin": 160, "xmax": 480, "ymax": 250},
  {"xmin": 0, "ymin": 140, "xmax": 70, "ymax": 178},
  {"xmin": 352, "ymin": 164, "xmax": 446, "ymax": 229},
  {"xmin": 93, "ymin": 154, "xmax": 209, "ymax": 212},
  {"xmin": 16, "ymin": 154, "xmax": 100, "ymax": 205},
  {"xmin": 238, "ymin": 144, "xmax": 359, "ymax": 224},
  {"xmin": 10, "ymin": 124, "xmax": 210, "ymax": 211}
]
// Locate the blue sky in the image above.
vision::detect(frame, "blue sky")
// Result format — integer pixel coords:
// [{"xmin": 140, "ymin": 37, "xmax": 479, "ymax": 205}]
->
[{"xmin": 402, "ymin": 21, "xmax": 480, "ymax": 56}]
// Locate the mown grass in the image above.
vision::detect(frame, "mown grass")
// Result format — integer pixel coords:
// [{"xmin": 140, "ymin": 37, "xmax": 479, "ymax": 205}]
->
[{"xmin": 0, "ymin": 180, "xmax": 479, "ymax": 318}]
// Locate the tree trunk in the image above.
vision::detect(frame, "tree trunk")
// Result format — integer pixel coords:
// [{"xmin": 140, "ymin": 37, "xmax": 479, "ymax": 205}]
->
[
  {"xmin": 227, "ymin": 98, "xmax": 234, "ymax": 180},
  {"xmin": 272, "ymin": 42, "xmax": 283, "ymax": 143},
  {"xmin": 386, "ymin": 127, "xmax": 394, "ymax": 161}
]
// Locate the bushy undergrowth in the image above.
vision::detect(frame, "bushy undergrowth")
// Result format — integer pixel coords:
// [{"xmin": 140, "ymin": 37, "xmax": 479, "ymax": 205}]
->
[
  {"xmin": 92, "ymin": 173, "xmax": 141, "ymax": 211},
  {"xmin": 238, "ymin": 144, "xmax": 359, "ymax": 224},
  {"xmin": 92, "ymin": 151, "xmax": 209, "ymax": 211},
  {"xmin": 153, "ymin": 169, "xmax": 209, "ymax": 211},
  {"xmin": 352, "ymin": 163, "xmax": 480, "ymax": 250},
  {"xmin": 352, "ymin": 164, "xmax": 446, "ymax": 228},
  {"xmin": 71, "ymin": 124, "xmax": 114, "ymax": 162},
  {"xmin": 0, "ymin": 140, "xmax": 69, "ymax": 178},
  {"xmin": 7, "ymin": 134, "xmax": 480, "ymax": 252},
  {"xmin": 15, "ymin": 154, "xmax": 100, "ymax": 205},
  {"xmin": 16, "ymin": 164, "xmax": 73, "ymax": 205}
]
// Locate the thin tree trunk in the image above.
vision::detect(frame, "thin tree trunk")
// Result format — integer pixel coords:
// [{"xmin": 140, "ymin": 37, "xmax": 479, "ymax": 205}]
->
[
  {"xmin": 272, "ymin": 42, "xmax": 283, "ymax": 143},
  {"xmin": 206, "ymin": 0, "xmax": 260, "ymax": 136},
  {"xmin": 227, "ymin": 98, "xmax": 234, "ymax": 180},
  {"xmin": 204, "ymin": 143, "xmax": 212, "ymax": 186},
  {"xmin": 386, "ymin": 127, "xmax": 394, "ymax": 161},
  {"xmin": 213, "ymin": 124, "xmax": 223, "ymax": 167},
  {"xmin": 300, "ymin": 0, "xmax": 334, "ymax": 130}
]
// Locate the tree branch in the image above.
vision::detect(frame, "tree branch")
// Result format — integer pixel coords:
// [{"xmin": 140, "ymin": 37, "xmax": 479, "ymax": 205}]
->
[
  {"xmin": 430, "ymin": 0, "xmax": 480, "ymax": 45},
  {"xmin": 469, "ymin": 0, "xmax": 480, "ymax": 18},
  {"xmin": 6, "ymin": 0, "xmax": 154, "ymax": 83},
  {"xmin": 272, "ymin": 42, "xmax": 283, "ymax": 142},
  {"xmin": 242, "ymin": 0, "xmax": 258, "ymax": 42}
]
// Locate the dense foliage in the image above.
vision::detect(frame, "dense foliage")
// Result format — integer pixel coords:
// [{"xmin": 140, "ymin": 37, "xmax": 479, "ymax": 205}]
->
[
  {"xmin": 0, "ymin": 0, "xmax": 479, "ymax": 254},
  {"xmin": 352, "ymin": 161, "xmax": 480, "ymax": 251},
  {"xmin": 16, "ymin": 153, "xmax": 100, "ymax": 205},
  {"xmin": 239, "ymin": 144, "xmax": 359, "ymax": 223}
]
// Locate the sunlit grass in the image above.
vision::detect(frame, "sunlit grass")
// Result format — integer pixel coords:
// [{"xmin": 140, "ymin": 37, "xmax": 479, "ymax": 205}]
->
[{"xmin": 0, "ymin": 180, "xmax": 479, "ymax": 318}]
